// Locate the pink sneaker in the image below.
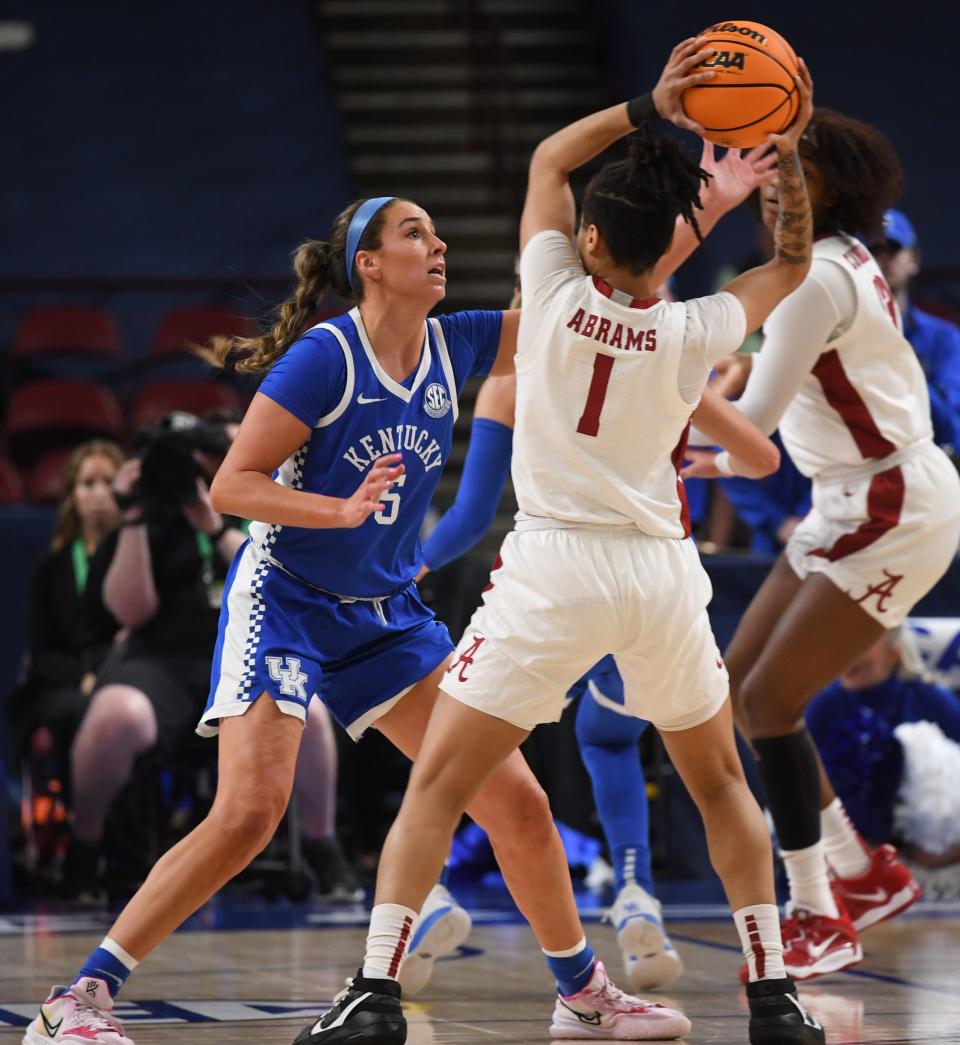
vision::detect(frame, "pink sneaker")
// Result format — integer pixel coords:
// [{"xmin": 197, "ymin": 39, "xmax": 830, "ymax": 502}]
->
[
  {"xmin": 22, "ymin": 978, "xmax": 135, "ymax": 1044},
  {"xmin": 549, "ymin": 960, "xmax": 691, "ymax": 1040}
]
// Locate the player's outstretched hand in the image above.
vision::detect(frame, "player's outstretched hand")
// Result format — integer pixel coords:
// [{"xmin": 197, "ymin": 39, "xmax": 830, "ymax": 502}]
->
[
  {"xmin": 652, "ymin": 37, "xmax": 716, "ymax": 136},
  {"xmin": 699, "ymin": 140, "xmax": 778, "ymax": 213},
  {"xmin": 768, "ymin": 57, "xmax": 813, "ymax": 152},
  {"xmin": 680, "ymin": 448, "xmax": 723, "ymax": 480},
  {"xmin": 339, "ymin": 453, "xmax": 404, "ymax": 528}
]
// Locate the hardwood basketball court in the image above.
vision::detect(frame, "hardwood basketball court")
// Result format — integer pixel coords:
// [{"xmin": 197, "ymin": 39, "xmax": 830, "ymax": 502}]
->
[{"xmin": 2, "ymin": 898, "xmax": 958, "ymax": 1043}]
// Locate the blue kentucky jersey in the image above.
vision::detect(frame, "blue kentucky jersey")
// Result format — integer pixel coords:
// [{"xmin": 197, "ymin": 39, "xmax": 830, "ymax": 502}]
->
[{"xmin": 249, "ymin": 305, "xmax": 501, "ymax": 597}]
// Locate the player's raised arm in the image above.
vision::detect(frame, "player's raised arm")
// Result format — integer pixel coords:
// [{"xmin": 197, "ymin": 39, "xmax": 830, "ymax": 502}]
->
[
  {"xmin": 519, "ymin": 37, "xmax": 716, "ymax": 251},
  {"xmin": 721, "ymin": 59, "xmax": 815, "ymax": 335}
]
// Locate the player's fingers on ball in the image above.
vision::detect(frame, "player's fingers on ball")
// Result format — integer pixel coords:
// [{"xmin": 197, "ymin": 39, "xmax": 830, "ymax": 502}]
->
[
  {"xmin": 679, "ymin": 115, "xmax": 706, "ymax": 135},
  {"xmin": 680, "ymin": 48, "xmax": 715, "ymax": 74}
]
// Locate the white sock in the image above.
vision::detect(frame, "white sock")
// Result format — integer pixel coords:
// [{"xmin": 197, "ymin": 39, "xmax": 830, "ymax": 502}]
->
[
  {"xmin": 781, "ymin": 841, "xmax": 840, "ymax": 918},
  {"xmin": 362, "ymin": 903, "xmax": 418, "ymax": 981},
  {"xmin": 820, "ymin": 798, "xmax": 871, "ymax": 879},
  {"xmin": 733, "ymin": 904, "xmax": 785, "ymax": 981},
  {"xmin": 100, "ymin": 938, "xmax": 139, "ymax": 971}
]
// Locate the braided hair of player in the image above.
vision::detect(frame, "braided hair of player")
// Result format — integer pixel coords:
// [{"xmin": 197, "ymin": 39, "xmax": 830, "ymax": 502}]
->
[
  {"xmin": 581, "ymin": 132, "xmax": 710, "ymax": 275},
  {"xmin": 205, "ymin": 197, "xmax": 402, "ymax": 374}
]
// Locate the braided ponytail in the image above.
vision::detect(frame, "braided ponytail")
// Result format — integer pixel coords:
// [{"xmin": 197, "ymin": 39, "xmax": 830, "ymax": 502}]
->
[
  {"xmin": 204, "ymin": 197, "xmax": 397, "ymax": 374},
  {"xmin": 581, "ymin": 132, "xmax": 711, "ymax": 274}
]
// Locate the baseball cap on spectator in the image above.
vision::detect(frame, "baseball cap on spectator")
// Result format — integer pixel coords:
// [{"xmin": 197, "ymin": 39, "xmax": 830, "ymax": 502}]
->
[{"xmin": 879, "ymin": 208, "xmax": 917, "ymax": 251}]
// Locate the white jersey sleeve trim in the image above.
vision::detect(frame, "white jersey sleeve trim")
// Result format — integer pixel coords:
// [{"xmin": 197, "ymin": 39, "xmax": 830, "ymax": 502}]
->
[
  {"xmin": 313, "ymin": 323, "xmax": 356, "ymax": 428},
  {"xmin": 349, "ymin": 306, "xmax": 432, "ymax": 402},
  {"xmin": 428, "ymin": 317, "xmax": 459, "ymax": 423}
]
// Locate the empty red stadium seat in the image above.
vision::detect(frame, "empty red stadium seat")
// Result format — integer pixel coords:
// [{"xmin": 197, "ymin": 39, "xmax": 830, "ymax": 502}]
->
[
  {"xmin": 7, "ymin": 380, "xmax": 124, "ymax": 467},
  {"xmin": 13, "ymin": 306, "xmax": 121, "ymax": 359},
  {"xmin": 129, "ymin": 380, "xmax": 244, "ymax": 432},
  {"xmin": 149, "ymin": 307, "xmax": 256, "ymax": 361},
  {"xmin": 0, "ymin": 456, "xmax": 24, "ymax": 504}
]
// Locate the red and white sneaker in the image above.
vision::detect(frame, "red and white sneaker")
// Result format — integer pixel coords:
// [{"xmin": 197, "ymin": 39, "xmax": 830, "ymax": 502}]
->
[
  {"xmin": 22, "ymin": 978, "xmax": 135, "ymax": 1044},
  {"xmin": 831, "ymin": 844, "xmax": 922, "ymax": 931},
  {"xmin": 737, "ymin": 904, "xmax": 862, "ymax": 985},
  {"xmin": 781, "ymin": 904, "xmax": 862, "ymax": 981},
  {"xmin": 549, "ymin": 960, "xmax": 691, "ymax": 1039}
]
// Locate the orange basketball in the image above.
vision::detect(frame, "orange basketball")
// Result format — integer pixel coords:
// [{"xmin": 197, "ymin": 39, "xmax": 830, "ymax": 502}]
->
[{"xmin": 682, "ymin": 20, "xmax": 799, "ymax": 149}]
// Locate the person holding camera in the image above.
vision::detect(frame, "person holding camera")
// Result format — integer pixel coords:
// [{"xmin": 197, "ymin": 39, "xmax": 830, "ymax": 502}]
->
[
  {"xmin": 61, "ymin": 417, "xmax": 248, "ymax": 902},
  {"xmin": 8, "ymin": 441, "xmax": 124, "ymax": 820}
]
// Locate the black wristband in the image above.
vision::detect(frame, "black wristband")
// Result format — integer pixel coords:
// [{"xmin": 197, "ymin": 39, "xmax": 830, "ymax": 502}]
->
[
  {"xmin": 210, "ymin": 521, "xmax": 231, "ymax": 543},
  {"xmin": 626, "ymin": 92, "xmax": 659, "ymax": 127}
]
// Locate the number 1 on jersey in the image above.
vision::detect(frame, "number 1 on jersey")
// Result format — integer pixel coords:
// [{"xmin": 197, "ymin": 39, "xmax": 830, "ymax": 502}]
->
[{"xmin": 577, "ymin": 353, "xmax": 615, "ymax": 437}]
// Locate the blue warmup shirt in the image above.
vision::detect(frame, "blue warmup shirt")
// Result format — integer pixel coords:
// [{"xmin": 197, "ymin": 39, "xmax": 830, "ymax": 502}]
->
[
  {"xmin": 904, "ymin": 304, "xmax": 960, "ymax": 450},
  {"xmin": 251, "ymin": 306, "xmax": 501, "ymax": 598}
]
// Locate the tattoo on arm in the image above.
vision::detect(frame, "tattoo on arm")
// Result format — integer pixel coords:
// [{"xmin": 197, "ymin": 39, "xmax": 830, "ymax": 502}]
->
[{"xmin": 774, "ymin": 151, "xmax": 812, "ymax": 267}]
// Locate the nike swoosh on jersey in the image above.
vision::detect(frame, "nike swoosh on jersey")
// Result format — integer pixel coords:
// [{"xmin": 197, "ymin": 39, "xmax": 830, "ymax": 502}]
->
[{"xmin": 357, "ymin": 394, "xmax": 387, "ymax": 404}]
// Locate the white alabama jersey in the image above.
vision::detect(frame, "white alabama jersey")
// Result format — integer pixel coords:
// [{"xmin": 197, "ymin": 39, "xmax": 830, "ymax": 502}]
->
[
  {"xmin": 513, "ymin": 230, "xmax": 746, "ymax": 538},
  {"xmin": 777, "ymin": 234, "xmax": 933, "ymax": 480}
]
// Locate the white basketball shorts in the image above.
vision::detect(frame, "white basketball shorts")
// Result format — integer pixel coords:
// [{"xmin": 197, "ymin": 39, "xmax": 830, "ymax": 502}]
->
[
  {"xmin": 786, "ymin": 441, "xmax": 960, "ymax": 625},
  {"xmin": 440, "ymin": 526, "xmax": 729, "ymax": 733}
]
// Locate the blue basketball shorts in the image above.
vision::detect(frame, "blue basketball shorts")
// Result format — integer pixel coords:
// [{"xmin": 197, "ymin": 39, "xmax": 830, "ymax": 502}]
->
[{"xmin": 198, "ymin": 541, "xmax": 454, "ymax": 740}]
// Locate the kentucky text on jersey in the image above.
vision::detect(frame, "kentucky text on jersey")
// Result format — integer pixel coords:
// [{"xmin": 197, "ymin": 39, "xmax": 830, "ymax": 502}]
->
[
  {"xmin": 566, "ymin": 308, "xmax": 658, "ymax": 351},
  {"xmin": 342, "ymin": 425, "xmax": 444, "ymax": 473}
]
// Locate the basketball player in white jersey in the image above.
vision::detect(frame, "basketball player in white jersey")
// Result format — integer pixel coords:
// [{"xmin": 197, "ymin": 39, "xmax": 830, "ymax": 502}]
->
[
  {"xmin": 325, "ymin": 38, "xmax": 826, "ymax": 1045},
  {"xmin": 683, "ymin": 108, "xmax": 960, "ymax": 981}
]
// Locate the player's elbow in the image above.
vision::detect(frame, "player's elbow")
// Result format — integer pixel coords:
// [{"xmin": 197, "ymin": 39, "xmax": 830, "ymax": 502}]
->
[
  {"xmin": 774, "ymin": 254, "xmax": 811, "ymax": 294},
  {"xmin": 738, "ymin": 441, "xmax": 781, "ymax": 479}
]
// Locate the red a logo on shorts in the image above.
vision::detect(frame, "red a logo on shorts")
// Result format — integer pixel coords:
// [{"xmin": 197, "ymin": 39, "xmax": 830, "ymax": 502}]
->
[
  {"xmin": 853, "ymin": 569, "xmax": 903, "ymax": 614},
  {"xmin": 449, "ymin": 634, "xmax": 486, "ymax": 682}
]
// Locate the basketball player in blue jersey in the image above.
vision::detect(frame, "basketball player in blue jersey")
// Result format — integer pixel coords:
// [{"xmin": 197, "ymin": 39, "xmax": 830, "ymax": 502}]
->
[{"xmin": 23, "ymin": 191, "xmax": 696, "ymax": 1044}]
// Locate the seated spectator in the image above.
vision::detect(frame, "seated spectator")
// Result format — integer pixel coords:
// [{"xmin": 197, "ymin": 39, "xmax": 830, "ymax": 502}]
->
[
  {"xmin": 871, "ymin": 209, "xmax": 960, "ymax": 454},
  {"xmin": 64, "ymin": 415, "xmax": 360, "ymax": 903},
  {"xmin": 806, "ymin": 628, "xmax": 960, "ymax": 864},
  {"xmin": 7, "ymin": 441, "xmax": 124, "ymax": 794}
]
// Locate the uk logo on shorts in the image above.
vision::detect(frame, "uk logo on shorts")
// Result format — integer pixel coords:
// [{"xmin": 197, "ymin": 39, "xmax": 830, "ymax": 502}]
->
[
  {"xmin": 423, "ymin": 382, "xmax": 451, "ymax": 419},
  {"xmin": 265, "ymin": 656, "xmax": 308, "ymax": 699}
]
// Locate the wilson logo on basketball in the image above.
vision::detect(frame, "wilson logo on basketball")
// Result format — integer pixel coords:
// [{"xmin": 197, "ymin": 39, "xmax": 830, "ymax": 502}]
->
[{"xmin": 704, "ymin": 22, "xmax": 767, "ymax": 44}]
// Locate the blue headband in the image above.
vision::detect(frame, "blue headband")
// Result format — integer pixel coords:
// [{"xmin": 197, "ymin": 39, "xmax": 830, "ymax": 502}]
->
[{"xmin": 345, "ymin": 196, "xmax": 396, "ymax": 289}]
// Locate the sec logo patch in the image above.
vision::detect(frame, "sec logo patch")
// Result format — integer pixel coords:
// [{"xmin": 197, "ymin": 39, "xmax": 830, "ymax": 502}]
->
[{"xmin": 423, "ymin": 382, "xmax": 451, "ymax": 419}]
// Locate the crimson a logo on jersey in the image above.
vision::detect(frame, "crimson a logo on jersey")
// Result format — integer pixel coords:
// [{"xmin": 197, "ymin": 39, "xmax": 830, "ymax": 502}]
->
[{"xmin": 423, "ymin": 382, "xmax": 451, "ymax": 419}]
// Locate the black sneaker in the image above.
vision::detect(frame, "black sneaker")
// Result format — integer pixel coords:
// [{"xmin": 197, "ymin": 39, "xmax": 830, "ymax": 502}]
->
[
  {"xmin": 748, "ymin": 976, "xmax": 826, "ymax": 1044},
  {"xmin": 304, "ymin": 837, "xmax": 365, "ymax": 903},
  {"xmin": 293, "ymin": 970, "xmax": 405, "ymax": 1044}
]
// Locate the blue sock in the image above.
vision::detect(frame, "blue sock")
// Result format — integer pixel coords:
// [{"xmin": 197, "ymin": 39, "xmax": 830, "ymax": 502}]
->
[
  {"xmin": 439, "ymin": 861, "xmax": 451, "ymax": 888},
  {"xmin": 575, "ymin": 689, "xmax": 655, "ymax": 894},
  {"xmin": 76, "ymin": 941, "xmax": 137, "ymax": 998},
  {"xmin": 544, "ymin": 941, "xmax": 596, "ymax": 996},
  {"xmin": 613, "ymin": 843, "xmax": 655, "ymax": 896}
]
